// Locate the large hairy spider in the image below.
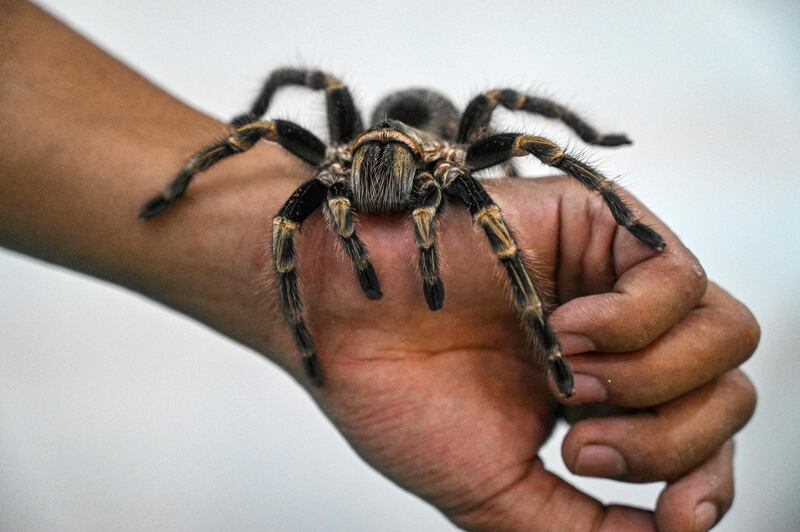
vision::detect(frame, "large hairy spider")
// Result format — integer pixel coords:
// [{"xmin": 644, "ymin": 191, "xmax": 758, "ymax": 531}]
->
[{"xmin": 140, "ymin": 68, "xmax": 665, "ymax": 397}]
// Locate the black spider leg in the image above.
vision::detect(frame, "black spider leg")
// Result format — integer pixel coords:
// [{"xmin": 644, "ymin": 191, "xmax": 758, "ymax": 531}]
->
[
  {"xmin": 446, "ymin": 173, "xmax": 575, "ymax": 397},
  {"xmin": 458, "ymin": 89, "xmax": 632, "ymax": 146},
  {"xmin": 272, "ymin": 179, "xmax": 329, "ymax": 387},
  {"xmin": 410, "ymin": 171, "xmax": 445, "ymax": 310},
  {"xmin": 139, "ymin": 119, "xmax": 326, "ymax": 219},
  {"xmin": 466, "ymin": 133, "xmax": 666, "ymax": 251},
  {"xmin": 322, "ymin": 181, "xmax": 382, "ymax": 299},
  {"xmin": 231, "ymin": 68, "xmax": 364, "ymax": 144}
]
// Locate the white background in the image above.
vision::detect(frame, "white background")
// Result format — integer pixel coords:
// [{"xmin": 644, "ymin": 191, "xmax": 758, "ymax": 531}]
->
[{"xmin": 2, "ymin": 1, "xmax": 799, "ymax": 530}]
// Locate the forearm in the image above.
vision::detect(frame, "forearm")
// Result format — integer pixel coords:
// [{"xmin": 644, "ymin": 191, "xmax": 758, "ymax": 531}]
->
[{"xmin": 0, "ymin": 2, "xmax": 298, "ymax": 366}]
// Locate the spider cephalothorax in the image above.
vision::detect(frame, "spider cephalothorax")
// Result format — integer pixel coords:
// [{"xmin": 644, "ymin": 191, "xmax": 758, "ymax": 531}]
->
[{"xmin": 140, "ymin": 68, "xmax": 665, "ymax": 397}]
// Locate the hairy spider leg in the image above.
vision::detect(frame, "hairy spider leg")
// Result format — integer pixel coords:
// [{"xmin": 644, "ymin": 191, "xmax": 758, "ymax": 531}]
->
[
  {"xmin": 410, "ymin": 172, "xmax": 445, "ymax": 310},
  {"xmin": 139, "ymin": 119, "xmax": 326, "ymax": 219},
  {"xmin": 232, "ymin": 68, "xmax": 364, "ymax": 144},
  {"xmin": 322, "ymin": 181, "xmax": 382, "ymax": 299},
  {"xmin": 466, "ymin": 133, "xmax": 665, "ymax": 251},
  {"xmin": 273, "ymin": 179, "xmax": 329, "ymax": 387},
  {"xmin": 458, "ymin": 89, "xmax": 632, "ymax": 146},
  {"xmin": 446, "ymin": 174, "xmax": 575, "ymax": 397}
]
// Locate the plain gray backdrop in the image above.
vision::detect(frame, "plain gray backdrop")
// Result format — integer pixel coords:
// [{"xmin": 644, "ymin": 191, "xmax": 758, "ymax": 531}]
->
[{"xmin": 2, "ymin": 1, "xmax": 799, "ymax": 530}]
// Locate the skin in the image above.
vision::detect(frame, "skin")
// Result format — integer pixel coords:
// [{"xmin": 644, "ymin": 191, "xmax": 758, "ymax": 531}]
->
[{"xmin": 0, "ymin": 2, "xmax": 759, "ymax": 530}]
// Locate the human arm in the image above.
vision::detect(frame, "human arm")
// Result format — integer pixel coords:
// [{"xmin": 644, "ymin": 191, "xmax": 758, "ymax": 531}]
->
[
  {"xmin": 0, "ymin": 0, "xmax": 298, "ymax": 366},
  {"xmin": 0, "ymin": 2, "xmax": 759, "ymax": 531}
]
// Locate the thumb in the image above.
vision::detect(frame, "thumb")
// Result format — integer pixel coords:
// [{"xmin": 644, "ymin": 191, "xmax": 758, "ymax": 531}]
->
[{"xmin": 448, "ymin": 460, "xmax": 655, "ymax": 532}]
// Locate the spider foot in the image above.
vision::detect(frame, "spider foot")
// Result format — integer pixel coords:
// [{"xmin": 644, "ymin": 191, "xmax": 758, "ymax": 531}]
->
[
  {"xmin": 138, "ymin": 194, "xmax": 173, "ymax": 220},
  {"xmin": 549, "ymin": 356, "xmax": 576, "ymax": 398},
  {"xmin": 628, "ymin": 221, "xmax": 666, "ymax": 251},
  {"xmin": 423, "ymin": 279, "xmax": 445, "ymax": 311},
  {"xmin": 357, "ymin": 262, "xmax": 382, "ymax": 300},
  {"xmin": 303, "ymin": 353, "xmax": 324, "ymax": 387},
  {"xmin": 595, "ymin": 134, "xmax": 632, "ymax": 146}
]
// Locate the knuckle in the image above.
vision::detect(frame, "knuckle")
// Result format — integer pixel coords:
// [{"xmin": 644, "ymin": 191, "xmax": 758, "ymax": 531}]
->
[
  {"xmin": 674, "ymin": 251, "xmax": 708, "ymax": 303},
  {"xmin": 719, "ymin": 293, "xmax": 761, "ymax": 354},
  {"xmin": 739, "ymin": 306, "xmax": 762, "ymax": 354},
  {"xmin": 703, "ymin": 286, "xmax": 760, "ymax": 367},
  {"xmin": 712, "ymin": 300, "xmax": 761, "ymax": 367},
  {"xmin": 736, "ymin": 371, "xmax": 758, "ymax": 419},
  {"xmin": 723, "ymin": 370, "xmax": 758, "ymax": 423}
]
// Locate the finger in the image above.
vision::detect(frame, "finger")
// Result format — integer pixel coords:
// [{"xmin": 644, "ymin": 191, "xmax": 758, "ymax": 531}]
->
[
  {"xmin": 656, "ymin": 440, "xmax": 735, "ymax": 532},
  {"xmin": 448, "ymin": 458, "xmax": 656, "ymax": 532},
  {"xmin": 563, "ymin": 283, "xmax": 760, "ymax": 407},
  {"xmin": 548, "ymin": 187, "xmax": 708, "ymax": 355},
  {"xmin": 562, "ymin": 370, "xmax": 756, "ymax": 482}
]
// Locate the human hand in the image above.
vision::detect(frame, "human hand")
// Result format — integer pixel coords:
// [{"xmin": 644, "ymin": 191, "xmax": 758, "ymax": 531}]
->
[
  {"xmin": 0, "ymin": 6, "xmax": 759, "ymax": 530},
  {"xmin": 230, "ymin": 154, "xmax": 756, "ymax": 531}
]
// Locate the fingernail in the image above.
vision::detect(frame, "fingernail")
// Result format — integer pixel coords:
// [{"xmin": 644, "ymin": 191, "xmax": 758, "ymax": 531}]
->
[
  {"xmin": 570, "ymin": 374, "xmax": 608, "ymax": 403},
  {"xmin": 574, "ymin": 445, "xmax": 626, "ymax": 478},
  {"xmin": 694, "ymin": 502, "xmax": 718, "ymax": 531},
  {"xmin": 558, "ymin": 333, "xmax": 596, "ymax": 355}
]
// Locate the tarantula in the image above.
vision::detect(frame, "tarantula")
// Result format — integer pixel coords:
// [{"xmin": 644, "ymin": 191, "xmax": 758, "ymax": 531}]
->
[{"xmin": 139, "ymin": 68, "xmax": 665, "ymax": 397}]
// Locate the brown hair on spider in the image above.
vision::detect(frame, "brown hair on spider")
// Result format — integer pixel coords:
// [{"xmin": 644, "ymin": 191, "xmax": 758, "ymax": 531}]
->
[{"xmin": 139, "ymin": 67, "xmax": 665, "ymax": 398}]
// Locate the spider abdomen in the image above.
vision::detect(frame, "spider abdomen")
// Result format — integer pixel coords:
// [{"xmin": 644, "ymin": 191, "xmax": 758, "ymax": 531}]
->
[{"xmin": 351, "ymin": 141, "xmax": 417, "ymax": 214}]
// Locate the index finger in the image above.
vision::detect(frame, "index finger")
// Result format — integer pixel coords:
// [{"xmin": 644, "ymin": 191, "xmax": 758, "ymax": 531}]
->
[{"xmin": 548, "ymin": 186, "xmax": 707, "ymax": 354}]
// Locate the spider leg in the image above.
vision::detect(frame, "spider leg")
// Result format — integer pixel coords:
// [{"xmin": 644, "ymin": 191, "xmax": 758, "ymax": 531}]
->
[
  {"xmin": 139, "ymin": 119, "xmax": 326, "ymax": 220},
  {"xmin": 410, "ymin": 172, "xmax": 445, "ymax": 310},
  {"xmin": 458, "ymin": 89, "xmax": 631, "ymax": 146},
  {"xmin": 446, "ymin": 173, "xmax": 575, "ymax": 397},
  {"xmin": 232, "ymin": 68, "xmax": 364, "ymax": 144},
  {"xmin": 322, "ymin": 181, "xmax": 382, "ymax": 300},
  {"xmin": 466, "ymin": 133, "xmax": 666, "ymax": 251},
  {"xmin": 273, "ymin": 179, "xmax": 329, "ymax": 386}
]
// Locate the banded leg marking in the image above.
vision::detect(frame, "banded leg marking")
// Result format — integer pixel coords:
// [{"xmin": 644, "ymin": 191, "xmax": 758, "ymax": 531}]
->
[
  {"xmin": 232, "ymin": 68, "xmax": 364, "ymax": 143},
  {"xmin": 466, "ymin": 133, "xmax": 666, "ymax": 251},
  {"xmin": 322, "ymin": 182, "xmax": 382, "ymax": 300},
  {"xmin": 273, "ymin": 179, "xmax": 328, "ymax": 386},
  {"xmin": 448, "ymin": 174, "xmax": 575, "ymax": 397},
  {"xmin": 458, "ymin": 88, "xmax": 631, "ymax": 146},
  {"xmin": 140, "ymin": 119, "xmax": 326, "ymax": 219},
  {"xmin": 411, "ymin": 173, "xmax": 445, "ymax": 310}
]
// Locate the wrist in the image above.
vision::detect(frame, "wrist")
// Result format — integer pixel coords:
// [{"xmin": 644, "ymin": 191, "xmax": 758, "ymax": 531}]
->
[
  {"xmin": 0, "ymin": 1, "xmax": 312, "ymax": 381},
  {"xmin": 138, "ymin": 141, "xmax": 314, "ymax": 374}
]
